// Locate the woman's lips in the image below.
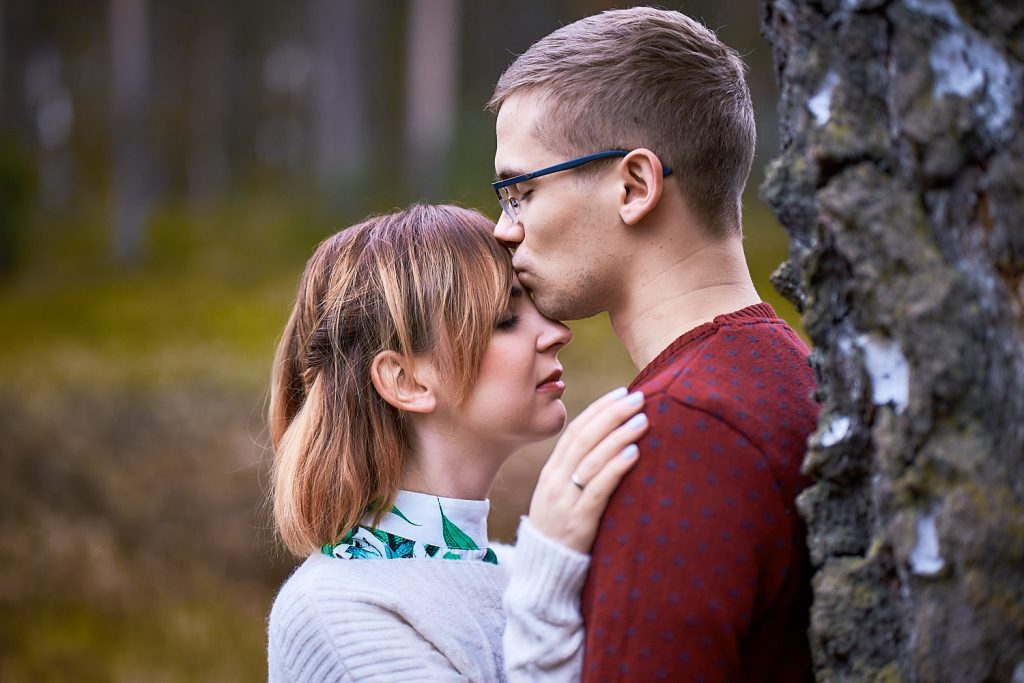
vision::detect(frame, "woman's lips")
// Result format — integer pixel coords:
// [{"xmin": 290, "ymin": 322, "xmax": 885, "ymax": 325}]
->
[{"xmin": 537, "ymin": 368, "xmax": 565, "ymax": 393}]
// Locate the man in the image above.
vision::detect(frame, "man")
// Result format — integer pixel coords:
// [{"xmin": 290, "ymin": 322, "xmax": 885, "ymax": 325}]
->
[{"xmin": 488, "ymin": 7, "xmax": 818, "ymax": 682}]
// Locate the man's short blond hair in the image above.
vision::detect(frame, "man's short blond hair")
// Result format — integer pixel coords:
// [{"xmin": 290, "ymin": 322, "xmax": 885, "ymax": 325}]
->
[{"xmin": 488, "ymin": 7, "xmax": 755, "ymax": 237}]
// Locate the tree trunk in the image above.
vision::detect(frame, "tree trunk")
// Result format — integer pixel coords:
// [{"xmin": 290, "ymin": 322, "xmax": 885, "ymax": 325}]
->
[
  {"xmin": 403, "ymin": 0, "xmax": 460, "ymax": 200},
  {"xmin": 760, "ymin": 1, "xmax": 1024, "ymax": 681},
  {"xmin": 109, "ymin": 0, "xmax": 149, "ymax": 266},
  {"xmin": 186, "ymin": 1, "xmax": 229, "ymax": 206},
  {"xmin": 0, "ymin": 1, "xmax": 5, "ymax": 119},
  {"xmin": 309, "ymin": 0, "xmax": 368, "ymax": 193}
]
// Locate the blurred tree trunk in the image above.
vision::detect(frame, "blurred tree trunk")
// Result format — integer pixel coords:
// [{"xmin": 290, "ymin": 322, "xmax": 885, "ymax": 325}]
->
[
  {"xmin": 0, "ymin": 1, "xmax": 5, "ymax": 120},
  {"xmin": 760, "ymin": 1, "xmax": 1024, "ymax": 681},
  {"xmin": 310, "ymin": 0, "xmax": 367, "ymax": 193},
  {"xmin": 403, "ymin": 0, "xmax": 460, "ymax": 200},
  {"xmin": 186, "ymin": 1, "xmax": 228, "ymax": 206},
  {"xmin": 109, "ymin": 0, "xmax": 150, "ymax": 266},
  {"xmin": 0, "ymin": 1, "xmax": 9, "ymax": 275}
]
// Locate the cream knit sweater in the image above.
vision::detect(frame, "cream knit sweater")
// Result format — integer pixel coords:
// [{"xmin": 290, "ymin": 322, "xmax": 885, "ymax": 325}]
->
[{"xmin": 267, "ymin": 518, "xmax": 589, "ymax": 682}]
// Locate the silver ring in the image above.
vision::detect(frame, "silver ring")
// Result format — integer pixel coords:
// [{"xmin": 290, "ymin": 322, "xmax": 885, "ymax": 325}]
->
[{"xmin": 570, "ymin": 472, "xmax": 585, "ymax": 490}]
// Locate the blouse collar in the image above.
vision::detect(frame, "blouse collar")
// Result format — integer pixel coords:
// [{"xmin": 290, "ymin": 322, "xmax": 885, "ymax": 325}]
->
[{"xmin": 371, "ymin": 489, "xmax": 492, "ymax": 550}]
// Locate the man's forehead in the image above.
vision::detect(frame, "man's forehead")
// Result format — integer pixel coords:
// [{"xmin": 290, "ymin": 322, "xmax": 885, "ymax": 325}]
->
[
  {"xmin": 494, "ymin": 94, "xmax": 557, "ymax": 175},
  {"xmin": 495, "ymin": 92, "xmax": 538, "ymax": 133}
]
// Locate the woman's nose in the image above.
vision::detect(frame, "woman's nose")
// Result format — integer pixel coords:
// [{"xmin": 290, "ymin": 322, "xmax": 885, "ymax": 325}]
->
[{"xmin": 537, "ymin": 318, "xmax": 572, "ymax": 352}]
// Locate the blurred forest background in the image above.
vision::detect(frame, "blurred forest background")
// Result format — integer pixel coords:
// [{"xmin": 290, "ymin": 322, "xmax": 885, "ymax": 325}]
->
[{"xmin": 0, "ymin": 0, "xmax": 802, "ymax": 679}]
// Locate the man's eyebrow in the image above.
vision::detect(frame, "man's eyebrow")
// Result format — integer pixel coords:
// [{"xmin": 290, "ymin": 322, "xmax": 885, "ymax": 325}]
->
[{"xmin": 494, "ymin": 168, "xmax": 526, "ymax": 182}]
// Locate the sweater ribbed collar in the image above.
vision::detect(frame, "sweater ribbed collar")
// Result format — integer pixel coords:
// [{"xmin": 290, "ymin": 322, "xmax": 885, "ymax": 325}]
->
[{"xmin": 631, "ymin": 302, "xmax": 779, "ymax": 389}]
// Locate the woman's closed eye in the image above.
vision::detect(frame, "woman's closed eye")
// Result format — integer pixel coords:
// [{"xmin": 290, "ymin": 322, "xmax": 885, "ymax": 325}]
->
[
  {"xmin": 497, "ymin": 284, "xmax": 524, "ymax": 331},
  {"xmin": 496, "ymin": 314, "xmax": 520, "ymax": 331}
]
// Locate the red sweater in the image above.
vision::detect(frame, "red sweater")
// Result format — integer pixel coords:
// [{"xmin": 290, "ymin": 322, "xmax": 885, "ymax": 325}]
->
[{"xmin": 581, "ymin": 303, "xmax": 818, "ymax": 682}]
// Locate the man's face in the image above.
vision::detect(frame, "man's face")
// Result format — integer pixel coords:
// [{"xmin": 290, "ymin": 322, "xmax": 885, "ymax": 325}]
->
[{"xmin": 493, "ymin": 93, "xmax": 618, "ymax": 321}]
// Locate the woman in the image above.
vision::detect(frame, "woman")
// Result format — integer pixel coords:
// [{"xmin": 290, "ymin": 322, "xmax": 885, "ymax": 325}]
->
[{"xmin": 267, "ymin": 204, "xmax": 647, "ymax": 681}]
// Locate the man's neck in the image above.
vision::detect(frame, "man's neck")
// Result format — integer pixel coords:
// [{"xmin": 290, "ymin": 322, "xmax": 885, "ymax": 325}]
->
[{"xmin": 609, "ymin": 236, "xmax": 761, "ymax": 370}]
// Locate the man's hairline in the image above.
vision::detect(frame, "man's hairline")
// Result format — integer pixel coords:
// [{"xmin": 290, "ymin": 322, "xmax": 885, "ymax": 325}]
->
[{"xmin": 493, "ymin": 86, "xmax": 582, "ymax": 180}]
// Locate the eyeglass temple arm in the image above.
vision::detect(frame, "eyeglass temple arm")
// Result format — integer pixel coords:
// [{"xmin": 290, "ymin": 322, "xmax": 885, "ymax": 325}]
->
[{"xmin": 493, "ymin": 150, "xmax": 670, "ymax": 191}]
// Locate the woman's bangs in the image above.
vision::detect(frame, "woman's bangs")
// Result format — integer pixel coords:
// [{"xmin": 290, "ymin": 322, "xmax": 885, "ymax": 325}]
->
[{"xmin": 433, "ymin": 211, "xmax": 514, "ymax": 399}]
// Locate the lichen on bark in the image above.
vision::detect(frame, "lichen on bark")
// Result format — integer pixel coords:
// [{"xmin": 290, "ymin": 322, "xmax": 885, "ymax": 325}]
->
[{"xmin": 760, "ymin": 0, "xmax": 1024, "ymax": 680}]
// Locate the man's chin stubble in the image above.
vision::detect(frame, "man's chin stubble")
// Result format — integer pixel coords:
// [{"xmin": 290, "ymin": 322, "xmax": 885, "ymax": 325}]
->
[{"xmin": 535, "ymin": 293, "xmax": 604, "ymax": 322}]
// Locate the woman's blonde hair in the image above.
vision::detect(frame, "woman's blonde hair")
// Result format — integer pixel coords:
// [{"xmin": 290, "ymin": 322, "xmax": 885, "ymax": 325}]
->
[{"xmin": 269, "ymin": 204, "xmax": 512, "ymax": 557}]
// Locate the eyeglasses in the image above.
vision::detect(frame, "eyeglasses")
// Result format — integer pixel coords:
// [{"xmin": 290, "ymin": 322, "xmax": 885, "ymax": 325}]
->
[{"xmin": 491, "ymin": 149, "xmax": 672, "ymax": 223}]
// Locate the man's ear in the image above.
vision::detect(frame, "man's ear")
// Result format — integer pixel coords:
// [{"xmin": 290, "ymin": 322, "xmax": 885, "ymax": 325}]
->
[
  {"xmin": 617, "ymin": 148, "xmax": 666, "ymax": 226},
  {"xmin": 370, "ymin": 351, "xmax": 437, "ymax": 414}
]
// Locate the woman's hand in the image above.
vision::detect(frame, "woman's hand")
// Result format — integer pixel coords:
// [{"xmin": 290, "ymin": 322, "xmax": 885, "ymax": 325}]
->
[{"xmin": 527, "ymin": 386, "xmax": 648, "ymax": 554}]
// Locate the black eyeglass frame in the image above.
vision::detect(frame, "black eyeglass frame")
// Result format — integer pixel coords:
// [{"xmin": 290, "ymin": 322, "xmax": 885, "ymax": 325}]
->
[{"xmin": 491, "ymin": 149, "xmax": 673, "ymax": 222}]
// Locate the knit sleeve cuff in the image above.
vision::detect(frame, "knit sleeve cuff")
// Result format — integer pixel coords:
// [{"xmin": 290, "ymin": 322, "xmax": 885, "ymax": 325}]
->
[{"xmin": 504, "ymin": 516, "xmax": 590, "ymax": 625}]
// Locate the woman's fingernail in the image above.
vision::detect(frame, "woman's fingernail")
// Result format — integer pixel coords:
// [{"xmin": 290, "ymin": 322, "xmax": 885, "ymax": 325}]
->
[
  {"xmin": 608, "ymin": 386, "xmax": 628, "ymax": 400},
  {"xmin": 619, "ymin": 444, "xmax": 639, "ymax": 461},
  {"xmin": 624, "ymin": 391, "xmax": 644, "ymax": 406},
  {"xmin": 627, "ymin": 413, "xmax": 648, "ymax": 429}
]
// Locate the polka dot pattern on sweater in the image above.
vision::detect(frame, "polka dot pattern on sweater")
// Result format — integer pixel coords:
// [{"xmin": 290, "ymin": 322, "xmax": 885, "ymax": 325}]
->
[{"xmin": 580, "ymin": 303, "xmax": 818, "ymax": 683}]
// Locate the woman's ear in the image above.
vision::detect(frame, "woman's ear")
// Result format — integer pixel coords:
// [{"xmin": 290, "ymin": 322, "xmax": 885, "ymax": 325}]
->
[
  {"xmin": 370, "ymin": 351, "xmax": 437, "ymax": 414},
  {"xmin": 617, "ymin": 148, "xmax": 665, "ymax": 226}
]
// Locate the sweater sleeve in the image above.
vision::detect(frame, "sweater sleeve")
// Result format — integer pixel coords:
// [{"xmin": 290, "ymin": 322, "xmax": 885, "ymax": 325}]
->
[
  {"xmin": 503, "ymin": 516, "xmax": 591, "ymax": 683},
  {"xmin": 268, "ymin": 563, "xmax": 471, "ymax": 683},
  {"xmin": 580, "ymin": 402, "xmax": 797, "ymax": 682}
]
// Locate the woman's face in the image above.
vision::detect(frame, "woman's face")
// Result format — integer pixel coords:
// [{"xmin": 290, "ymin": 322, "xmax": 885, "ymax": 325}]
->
[{"xmin": 444, "ymin": 275, "xmax": 572, "ymax": 449}]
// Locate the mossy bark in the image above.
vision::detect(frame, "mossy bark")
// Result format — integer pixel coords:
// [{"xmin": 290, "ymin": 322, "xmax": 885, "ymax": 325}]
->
[{"xmin": 760, "ymin": 1, "xmax": 1024, "ymax": 681}]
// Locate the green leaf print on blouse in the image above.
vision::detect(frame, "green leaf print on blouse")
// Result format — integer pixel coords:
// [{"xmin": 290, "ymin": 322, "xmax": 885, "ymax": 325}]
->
[
  {"xmin": 371, "ymin": 528, "xmax": 416, "ymax": 559},
  {"xmin": 438, "ymin": 499, "xmax": 479, "ymax": 550},
  {"xmin": 390, "ymin": 505, "xmax": 422, "ymax": 527},
  {"xmin": 321, "ymin": 495, "xmax": 496, "ymax": 563},
  {"xmin": 321, "ymin": 526, "xmax": 358, "ymax": 556},
  {"xmin": 345, "ymin": 534, "xmax": 384, "ymax": 559},
  {"xmin": 389, "ymin": 539, "xmax": 416, "ymax": 559},
  {"xmin": 345, "ymin": 545, "xmax": 381, "ymax": 559}
]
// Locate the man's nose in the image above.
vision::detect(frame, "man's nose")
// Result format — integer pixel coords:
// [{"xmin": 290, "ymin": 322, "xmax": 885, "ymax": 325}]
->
[{"xmin": 494, "ymin": 212, "xmax": 524, "ymax": 249}]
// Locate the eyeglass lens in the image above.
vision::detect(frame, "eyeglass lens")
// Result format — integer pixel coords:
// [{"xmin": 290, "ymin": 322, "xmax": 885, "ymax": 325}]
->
[{"xmin": 498, "ymin": 188, "xmax": 519, "ymax": 222}]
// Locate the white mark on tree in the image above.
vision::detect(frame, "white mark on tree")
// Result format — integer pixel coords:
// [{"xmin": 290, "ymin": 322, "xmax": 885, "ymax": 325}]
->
[
  {"xmin": 906, "ymin": 0, "xmax": 1021, "ymax": 144},
  {"xmin": 819, "ymin": 415, "xmax": 852, "ymax": 447},
  {"xmin": 808, "ymin": 71, "xmax": 840, "ymax": 126},
  {"xmin": 931, "ymin": 32, "xmax": 984, "ymax": 98},
  {"xmin": 909, "ymin": 510, "xmax": 945, "ymax": 576},
  {"xmin": 904, "ymin": 0, "xmax": 959, "ymax": 24},
  {"xmin": 855, "ymin": 334, "xmax": 909, "ymax": 414},
  {"xmin": 931, "ymin": 33, "xmax": 1017, "ymax": 139}
]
